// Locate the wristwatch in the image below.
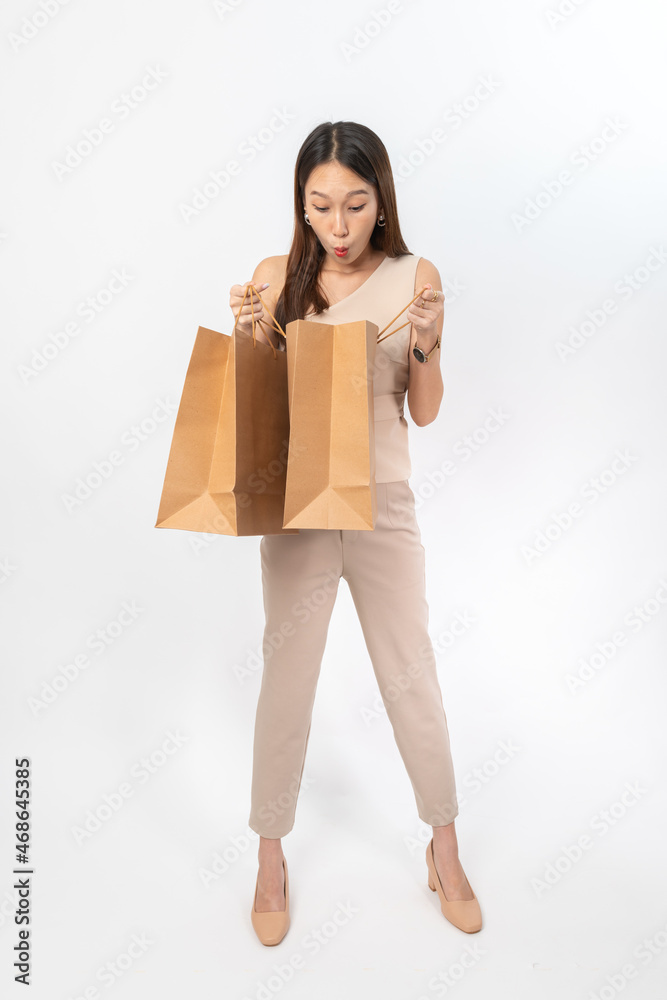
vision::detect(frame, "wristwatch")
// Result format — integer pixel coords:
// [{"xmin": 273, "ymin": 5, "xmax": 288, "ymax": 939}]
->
[{"xmin": 412, "ymin": 334, "xmax": 441, "ymax": 363}]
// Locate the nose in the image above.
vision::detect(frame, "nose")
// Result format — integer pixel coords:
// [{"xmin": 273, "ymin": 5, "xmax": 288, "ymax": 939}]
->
[{"xmin": 332, "ymin": 212, "xmax": 348, "ymax": 237}]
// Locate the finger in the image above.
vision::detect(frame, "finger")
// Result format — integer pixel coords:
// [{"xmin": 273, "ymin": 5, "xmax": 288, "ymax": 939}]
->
[
  {"xmin": 239, "ymin": 285, "xmax": 260, "ymax": 303},
  {"xmin": 231, "ymin": 282, "xmax": 267, "ymax": 301},
  {"xmin": 418, "ymin": 283, "xmax": 444, "ymax": 304}
]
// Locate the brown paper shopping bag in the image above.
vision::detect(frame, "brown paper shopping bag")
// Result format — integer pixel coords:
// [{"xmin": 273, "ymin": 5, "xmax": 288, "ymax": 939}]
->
[
  {"xmin": 280, "ymin": 285, "xmax": 430, "ymax": 531},
  {"xmin": 155, "ymin": 286, "xmax": 299, "ymax": 536},
  {"xmin": 282, "ymin": 318, "xmax": 379, "ymax": 530}
]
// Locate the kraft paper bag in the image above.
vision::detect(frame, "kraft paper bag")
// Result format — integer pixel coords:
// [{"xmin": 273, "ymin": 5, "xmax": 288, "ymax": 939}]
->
[
  {"xmin": 155, "ymin": 289, "xmax": 299, "ymax": 536},
  {"xmin": 282, "ymin": 318, "xmax": 378, "ymax": 530}
]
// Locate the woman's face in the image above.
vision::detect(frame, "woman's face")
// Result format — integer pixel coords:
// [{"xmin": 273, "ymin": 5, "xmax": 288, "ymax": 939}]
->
[{"xmin": 302, "ymin": 160, "xmax": 381, "ymax": 267}]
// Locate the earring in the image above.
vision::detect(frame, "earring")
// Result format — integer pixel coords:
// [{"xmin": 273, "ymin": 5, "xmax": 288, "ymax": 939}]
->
[
  {"xmin": 304, "ymin": 212, "xmax": 311, "ymax": 226},
  {"xmin": 377, "ymin": 215, "xmax": 386, "ymax": 227}
]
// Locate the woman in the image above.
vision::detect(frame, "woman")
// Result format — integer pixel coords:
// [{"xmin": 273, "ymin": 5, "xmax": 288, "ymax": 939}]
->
[{"xmin": 229, "ymin": 121, "xmax": 482, "ymax": 945}]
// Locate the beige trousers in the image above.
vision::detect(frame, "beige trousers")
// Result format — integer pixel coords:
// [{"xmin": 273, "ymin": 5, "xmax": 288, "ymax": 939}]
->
[{"xmin": 248, "ymin": 480, "xmax": 459, "ymax": 838}]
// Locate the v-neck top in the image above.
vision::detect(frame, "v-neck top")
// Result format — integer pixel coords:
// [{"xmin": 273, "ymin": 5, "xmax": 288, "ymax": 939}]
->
[
  {"xmin": 303, "ymin": 252, "xmax": 420, "ymax": 483},
  {"xmin": 308, "ymin": 253, "xmax": 393, "ymax": 311}
]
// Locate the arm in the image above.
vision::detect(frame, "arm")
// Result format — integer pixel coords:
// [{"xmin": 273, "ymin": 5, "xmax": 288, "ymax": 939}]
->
[{"xmin": 406, "ymin": 257, "xmax": 445, "ymax": 427}]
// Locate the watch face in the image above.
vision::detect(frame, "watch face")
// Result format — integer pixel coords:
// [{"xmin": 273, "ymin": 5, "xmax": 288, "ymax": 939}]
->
[{"xmin": 412, "ymin": 346, "xmax": 426, "ymax": 363}]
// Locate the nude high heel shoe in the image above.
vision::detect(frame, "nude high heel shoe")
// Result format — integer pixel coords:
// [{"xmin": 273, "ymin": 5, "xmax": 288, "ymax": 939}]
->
[
  {"xmin": 426, "ymin": 838, "xmax": 482, "ymax": 933},
  {"xmin": 251, "ymin": 857, "xmax": 290, "ymax": 946}
]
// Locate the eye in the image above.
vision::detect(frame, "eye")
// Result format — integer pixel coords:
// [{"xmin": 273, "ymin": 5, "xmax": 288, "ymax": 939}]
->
[{"xmin": 311, "ymin": 204, "xmax": 366, "ymax": 213}]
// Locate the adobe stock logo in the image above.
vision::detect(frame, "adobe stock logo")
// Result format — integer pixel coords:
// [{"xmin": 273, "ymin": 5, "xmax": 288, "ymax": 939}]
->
[
  {"xmin": 511, "ymin": 117, "xmax": 628, "ymax": 233},
  {"xmin": 545, "ymin": 0, "xmax": 590, "ymax": 28},
  {"xmin": 179, "ymin": 108, "xmax": 297, "ymax": 223},
  {"xmin": 521, "ymin": 448, "xmax": 639, "ymax": 564},
  {"xmin": 555, "ymin": 246, "xmax": 667, "ymax": 361},
  {"xmin": 212, "ymin": 0, "xmax": 248, "ymax": 16},
  {"xmin": 61, "ymin": 397, "xmax": 177, "ymax": 513},
  {"xmin": 340, "ymin": 1, "xmax": 407, "ymax": 63},
  {"xmin": 51, "ymin": 66, "xmax": 168, "ymax": 180},
  {"xmin": 8, "ymin": 0, "xmax": 74, "ymax": 53},
  {"xmin": 394, "ymin": 76, "xmax": 501, "ymax": 184},
  {"xmin": 18, "ymin": 269, "xmax": 134, "ymax": 384}
]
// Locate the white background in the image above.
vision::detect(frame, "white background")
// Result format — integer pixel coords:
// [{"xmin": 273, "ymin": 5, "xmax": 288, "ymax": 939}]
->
[{"xmin": 2, "ymin": 0, "xmax": 667, "ymax": 997}]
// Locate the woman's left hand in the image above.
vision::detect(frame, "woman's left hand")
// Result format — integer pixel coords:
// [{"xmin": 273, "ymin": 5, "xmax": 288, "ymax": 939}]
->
[{"xmin": 406, "ymin": 283, "xmax": 444, "ymax": 341}]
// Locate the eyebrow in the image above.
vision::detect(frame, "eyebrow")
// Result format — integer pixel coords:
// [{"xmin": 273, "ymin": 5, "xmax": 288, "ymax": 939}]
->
[{"xmin": 309, "ymin": 189, "xmax": 369, "ymax": 198}]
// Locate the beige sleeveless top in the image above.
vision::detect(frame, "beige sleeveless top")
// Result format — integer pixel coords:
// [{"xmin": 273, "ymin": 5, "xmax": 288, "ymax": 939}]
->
[{"xmin": 302, "ymin": 253, "xmax": 420, "ymax": 483}]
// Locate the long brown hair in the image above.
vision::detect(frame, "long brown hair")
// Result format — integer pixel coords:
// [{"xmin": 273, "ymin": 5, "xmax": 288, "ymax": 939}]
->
[{"xmin": 274, "ymin": 121, "xmax": 411, "ymax": 330}]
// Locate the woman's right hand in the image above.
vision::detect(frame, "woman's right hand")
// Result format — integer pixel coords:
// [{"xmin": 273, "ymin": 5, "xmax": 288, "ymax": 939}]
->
[{"xmin": 229, "ymin": 281, "xmax": 270, "ymax": 337}]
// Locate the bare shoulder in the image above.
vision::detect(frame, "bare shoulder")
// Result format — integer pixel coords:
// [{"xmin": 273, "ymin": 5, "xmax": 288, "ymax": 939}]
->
[
  {"xmin": 252, "ymin": 254, "xmax": 289, "ymax": 297},
  {"xmin": 414, "ymin": 256, "xmax": 443, "ymax": 295}
]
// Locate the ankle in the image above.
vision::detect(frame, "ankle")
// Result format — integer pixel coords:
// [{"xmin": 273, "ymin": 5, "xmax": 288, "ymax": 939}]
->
[
  {"xmin": 258, "ymin": 839, "xmax": 284, "ymax": 863},
  {"xmin": 432, "ymin": 823, "xmax": 458, "ymax": 847}
]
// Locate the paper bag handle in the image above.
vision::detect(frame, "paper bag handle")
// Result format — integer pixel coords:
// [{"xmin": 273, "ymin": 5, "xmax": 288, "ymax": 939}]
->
[
  {"xmin": 232, "ymin": 284, "xmax": 287, "ymax": 359},
  {"xmin": 376, "ymin": 286, "xmax": 436, "ymax": 344}
]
